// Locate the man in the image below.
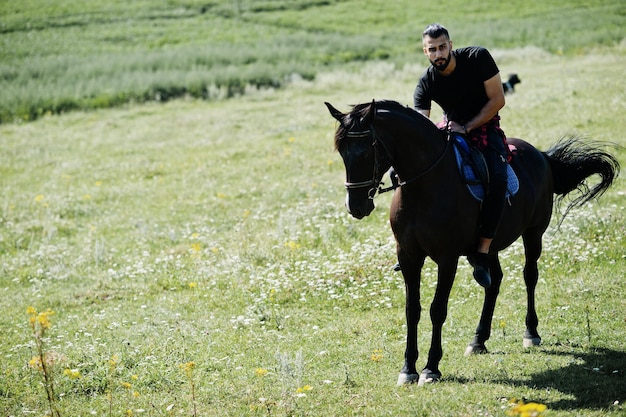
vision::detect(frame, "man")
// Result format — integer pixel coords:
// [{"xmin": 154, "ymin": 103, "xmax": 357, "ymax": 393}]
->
[{"xmin": 413, "ymin": 23, "xmax": 509, "ymax": 288}]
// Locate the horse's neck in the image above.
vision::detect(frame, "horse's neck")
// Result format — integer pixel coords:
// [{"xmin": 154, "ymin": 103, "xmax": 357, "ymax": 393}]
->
[{"xmin": 383, "ymin": 119, "xmax": 448, "ymax": 183}]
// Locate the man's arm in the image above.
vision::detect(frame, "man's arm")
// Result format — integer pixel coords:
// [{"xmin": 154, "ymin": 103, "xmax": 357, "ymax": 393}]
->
[{"xmin": 449, "ymin": 73, "xmax": 505, "ymax": 133}]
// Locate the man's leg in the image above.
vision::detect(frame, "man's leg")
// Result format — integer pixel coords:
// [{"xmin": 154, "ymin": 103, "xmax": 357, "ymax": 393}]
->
[{"xmin": 470, "ymin": 133, "xmax": 509, "ymax": 288}]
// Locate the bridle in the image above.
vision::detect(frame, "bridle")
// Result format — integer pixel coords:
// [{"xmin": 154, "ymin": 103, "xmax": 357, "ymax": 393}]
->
[
  {"xmin": 343, "ymin": 124, "xmax": 451, "ymax": 199},
  {"xmin": 343, "ymin": 127, "xmax": 390, "ymax": 199}
]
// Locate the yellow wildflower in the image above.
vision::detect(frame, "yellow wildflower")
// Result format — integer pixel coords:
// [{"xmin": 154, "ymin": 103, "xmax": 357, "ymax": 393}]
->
[
  {"xmin": 507, "ymin": 399, "xmax": 548, "ymax": 417},
  {"xmin": 63, "ymin": 368, "xmax": 81, "ymax": 379},
  {"xmin": 370, "ymin": 349, "xmax": 383, "ymax": 362},
  {"xmin": 296, "ymin": 385, "xmax": 312, "ymax": 393},
  {"xmin": 36, "ymin": 310, "xmax": 54, "ymax": 330},
  {"xmin": 255, "ymin": 368, "xmax": 269, "ymax": 377},
  {"xmin": 29, "ymin": 356, "xmax": 43, "ymax": 370},
  {"xmin": 284, "ymin": 241, "xmax": 301, "ymax": 250}
]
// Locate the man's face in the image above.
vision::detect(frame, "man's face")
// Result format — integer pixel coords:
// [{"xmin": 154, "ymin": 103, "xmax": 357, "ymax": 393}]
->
[{"xmin": 423, "ymin": 35, "xmax": 452, "ymax": 72}]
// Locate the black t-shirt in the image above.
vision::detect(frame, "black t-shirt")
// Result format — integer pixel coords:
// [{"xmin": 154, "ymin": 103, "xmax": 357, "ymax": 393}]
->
[{"xmin": 413, "ymin": 46, "xmax": 499, "ymax": 124}]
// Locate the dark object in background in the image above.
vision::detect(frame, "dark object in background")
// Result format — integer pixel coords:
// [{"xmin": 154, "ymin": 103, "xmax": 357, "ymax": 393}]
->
[{"xmin": 502, "ymin": 73, "xmax": 521, "ymax": 94}]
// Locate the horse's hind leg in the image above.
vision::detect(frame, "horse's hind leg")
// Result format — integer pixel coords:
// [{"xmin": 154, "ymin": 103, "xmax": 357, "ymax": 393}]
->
[
  {"xmin": 522, "ymin": 229, "xmax": 542, "ymax": 347},
  {"xmin": 465, "ymin": 254, "xmax": 503, "ymax": 355}
]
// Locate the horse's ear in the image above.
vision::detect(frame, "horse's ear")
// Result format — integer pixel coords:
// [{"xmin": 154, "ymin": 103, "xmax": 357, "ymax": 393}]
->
[
  {"xmin": 325, "ymin": 102, "xmax": 344, "ymax": 122},
  {"xmin": 361, "ymin": 99, "xmax": 376, "ymax": 125}
]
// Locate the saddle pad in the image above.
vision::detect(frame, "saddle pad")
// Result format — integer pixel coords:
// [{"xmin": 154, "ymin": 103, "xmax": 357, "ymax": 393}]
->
[{"xmin": 453, "ymin": 136, "xmax": 519, "ymax": 202}]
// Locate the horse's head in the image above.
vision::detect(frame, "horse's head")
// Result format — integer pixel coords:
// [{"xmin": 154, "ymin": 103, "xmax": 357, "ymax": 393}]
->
[{"xmin": 325, "ymin": 100, "xmax": 391, "ymax": 219}]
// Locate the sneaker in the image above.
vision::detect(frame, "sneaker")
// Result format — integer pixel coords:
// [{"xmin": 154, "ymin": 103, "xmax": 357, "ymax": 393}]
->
[{"xmin": 467, "ymin": 252, "xmax": 491, "ymax": 288}]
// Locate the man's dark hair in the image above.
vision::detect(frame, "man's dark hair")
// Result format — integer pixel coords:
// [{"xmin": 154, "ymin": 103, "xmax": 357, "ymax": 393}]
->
[{"xmin": 422, "ymin": 23, "xmax": 449, "ymax": 39}]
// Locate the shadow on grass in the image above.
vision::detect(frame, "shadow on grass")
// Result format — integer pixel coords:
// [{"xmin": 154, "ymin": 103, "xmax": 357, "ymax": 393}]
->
[
  {"xmin": 443, "ymin": 346, "xmax": 624, "ymax": 411},
  {"xmin": 524, "ymin": 347, "xmax": 625, "ymax": 411}
]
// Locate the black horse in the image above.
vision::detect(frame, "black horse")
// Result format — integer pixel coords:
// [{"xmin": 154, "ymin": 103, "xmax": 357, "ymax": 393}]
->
[{"xmin": 325, "ymin": 100, "xmax": 619, "ymax": 385}]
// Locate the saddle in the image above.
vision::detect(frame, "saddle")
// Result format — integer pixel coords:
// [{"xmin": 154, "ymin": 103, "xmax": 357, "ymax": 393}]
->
[{"xmin": 452, "ymin": 135, "xmax": 519, "ymax": 202}]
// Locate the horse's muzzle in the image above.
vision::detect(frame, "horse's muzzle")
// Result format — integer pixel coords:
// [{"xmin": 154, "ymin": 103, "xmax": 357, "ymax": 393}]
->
[{"xmin": 345, "ymin": 192, "xmax": 375, "ymax": 219}]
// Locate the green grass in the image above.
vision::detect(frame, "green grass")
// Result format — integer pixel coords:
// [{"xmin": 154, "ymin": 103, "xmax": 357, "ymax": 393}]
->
[
  {"xmin": 1, "ymin": 1, "xmax": 625, "ymax": 415},
  {"xmin": 1, "ymin": 42, "xmax": 625, "ymax": 415},
  {"xmin": 1, "ymin": 0, "xmax": 624, "ymax": 123}
]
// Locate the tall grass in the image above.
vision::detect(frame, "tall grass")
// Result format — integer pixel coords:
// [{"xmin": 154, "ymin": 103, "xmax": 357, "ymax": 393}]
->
[{"xmin": 1, "ymin": 0, "xmax": 624, "ymax": 123}]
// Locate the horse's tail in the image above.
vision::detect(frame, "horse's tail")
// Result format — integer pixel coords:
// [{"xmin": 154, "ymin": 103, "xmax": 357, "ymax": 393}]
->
[{"xmin": 545, "ymin": 136, "xmax": 620, "ymax": 219}]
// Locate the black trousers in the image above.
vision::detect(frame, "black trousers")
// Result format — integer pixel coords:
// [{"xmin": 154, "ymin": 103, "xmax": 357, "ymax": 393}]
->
[{"xmin": 479, "ymin": 127, "xmax": 508, "ymax": 239}]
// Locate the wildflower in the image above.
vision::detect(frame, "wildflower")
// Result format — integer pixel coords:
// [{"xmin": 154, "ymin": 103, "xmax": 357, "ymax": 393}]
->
[
  {"xmin": 83, "ymin": 194, "xmax": 92, "ymax": 200},
  {"xmin": 216, "ymin": 192, "xmax": 226, "ymax": 199},
  {"xmin": 63, "ymin": 368, "xmax": 81, "ymax": 379},
  {"xmin": 34, "ymin": 195, "xmax": 45, "ymax": 203},
  {"xmin": 37, "ymin": 310, "xmax": 54, "ymax": 330},
  {"xmin": 121, "ymin": 381, "xmax": 132, "ymax": 389},
  {"xmin": 108, "ymin": 355, "xmax": 119, "ymax": 370},
  {"xmin": 131, "ymin": 374, "xmax": 138, "ymax": 380},
  {"xmin": 27, "ymin": 307, "xmax": 54, "ymax": 336},
  {"xmin": 95, "ymin": 181, "xmax": 102, "ymax": 186},
  {"xmin": 371, "ymin": 349, "xmax": 383, "ymax": 362},
  {"xmin": 243, "ymin": 209, "xmax": 251, "ymax": 219},
  {"xmin": 29, "ymin": 356, "xmax": 43, "ymax": 370},
  {"xmin": 180, "ymin": 361, "xmax": 195, "ymax": 378},
  {"xmin": 288, "ymin": 136, "xmax": 296, "ymax": 143},
  {"xmin": 284, "ymin": 241, "xmax": 301, "ymax": 250},
  {"xmin": 255, "ymin": 368, "xmax": 269, "ymax": 377},
  {"xmin": 296, "ymin": 385, "xmax": 312, "ymax": 393},
  {"xmin": 507, "ymin": 399, "xmax": 548, "ymax": 417},
  {"xmin": 191, "ymin": 243, "xmax": 201, "ymax": 252}
]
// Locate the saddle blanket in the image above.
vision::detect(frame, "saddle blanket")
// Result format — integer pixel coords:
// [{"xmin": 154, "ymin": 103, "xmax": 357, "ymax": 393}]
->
[{"xmin": 452, "ymin": 135, "xmax": 519, "ymax": 202}]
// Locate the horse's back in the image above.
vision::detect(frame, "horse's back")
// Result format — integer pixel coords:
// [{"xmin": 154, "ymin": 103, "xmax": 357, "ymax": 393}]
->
[{"xmin": 508, "ymin": 138, "xmax": 552, "ymax": 191}]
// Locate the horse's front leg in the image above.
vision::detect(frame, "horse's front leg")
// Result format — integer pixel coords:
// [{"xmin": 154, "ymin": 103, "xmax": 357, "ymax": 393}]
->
[
  {"xmin": 397, "ymin": 252, "xmax": 425, "ymax": 386},
  {"xmin": 421, "ymin": 258, "xmax": 458, "ymax": 385},
  {"xmin": 465, "ymin": 253, "xmax": 503, "ymax": 355}
]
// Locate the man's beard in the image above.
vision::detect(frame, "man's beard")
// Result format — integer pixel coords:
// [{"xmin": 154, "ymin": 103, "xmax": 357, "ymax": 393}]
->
[{"xmin": 431, "ymin": 53, "xmax": 451, "ymax": 72}]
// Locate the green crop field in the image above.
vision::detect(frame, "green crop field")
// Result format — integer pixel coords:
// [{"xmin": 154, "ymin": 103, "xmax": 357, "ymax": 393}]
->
[
  {"xmin": 1, "ymin": 1, "xmax": 625, "ymax": 416},
  {"xmin": 1, "ymin": 0, "xmax": 623, "ymax": 123}
]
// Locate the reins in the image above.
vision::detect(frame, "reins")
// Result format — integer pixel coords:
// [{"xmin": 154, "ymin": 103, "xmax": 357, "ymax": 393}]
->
[{"xmin": 344, "ymin": 124, "xmax": 451, "ymax": 197}]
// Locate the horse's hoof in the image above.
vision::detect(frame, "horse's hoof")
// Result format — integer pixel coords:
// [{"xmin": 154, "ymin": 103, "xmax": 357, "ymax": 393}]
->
[
  {"xmin": 417, "ymin": 370, "xmax": 441, "ymax": 386},
  {"xmin": 523, "ymin": 337, "xmax": 541, "ymax": 348},
  {"xmin": 397, "ymin": 372, "xmax": 420, "ymax": 386},
  {"xmin": 464, "ymin": 344, "xmax": 488, "ymax": 356}
]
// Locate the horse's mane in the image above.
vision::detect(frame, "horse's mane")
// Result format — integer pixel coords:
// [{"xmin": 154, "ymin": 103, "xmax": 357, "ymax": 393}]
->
[{"xmin": 334, "ymin": 100, "xmax": 428, "ymax": 150}]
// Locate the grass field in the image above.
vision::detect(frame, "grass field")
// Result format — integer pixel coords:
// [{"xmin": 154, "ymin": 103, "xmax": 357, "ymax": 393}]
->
[
  {"xmin": 1, "ymin": 1, "xmax": 626, "ymax": 416},
  {"xmin": 1, "ymin": 0, "xmax": 624, "ymax": 123}
]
